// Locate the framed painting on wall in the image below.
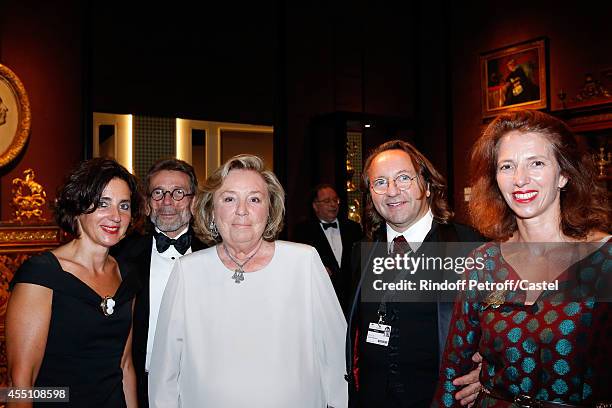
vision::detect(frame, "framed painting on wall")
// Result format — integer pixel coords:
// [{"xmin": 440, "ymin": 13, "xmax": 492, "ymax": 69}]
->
[
  {"xmin": 480, "ymin": 38, "xmax": 547, "ymax": 118},
  {"xmin": 0, "ymin": 64, "xmax": 31, "ymax": 167}
]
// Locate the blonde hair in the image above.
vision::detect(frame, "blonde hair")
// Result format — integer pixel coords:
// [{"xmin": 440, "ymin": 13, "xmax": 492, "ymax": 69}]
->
[{"xmin": 193, "ymin": 154, "xmax": 286, "ymax": 244}]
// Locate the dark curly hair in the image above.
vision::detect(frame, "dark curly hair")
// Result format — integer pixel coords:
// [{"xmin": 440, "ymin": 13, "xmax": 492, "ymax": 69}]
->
[
  {"xmin": 54, "ymin": 158, "xmax": 143, "ymax": 236},
  {"xmin": 469, "ymin": 109, "xmax": 610, "ymax": 240}
]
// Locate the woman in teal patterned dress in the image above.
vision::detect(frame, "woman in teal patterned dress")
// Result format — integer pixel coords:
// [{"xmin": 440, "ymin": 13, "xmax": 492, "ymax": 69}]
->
[{"xmin": 433, "ymin": 110, "xmax": 611, "ymax": 408}]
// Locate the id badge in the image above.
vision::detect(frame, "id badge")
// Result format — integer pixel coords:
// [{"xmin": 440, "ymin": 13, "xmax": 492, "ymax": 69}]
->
[{"xmin": 366, "ymin": 322, "xmax": 392, "ymax": 346}]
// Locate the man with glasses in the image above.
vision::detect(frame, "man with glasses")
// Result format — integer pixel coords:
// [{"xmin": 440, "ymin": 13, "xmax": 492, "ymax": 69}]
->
[
  {"xmin": 294, "ymin": 184, "xmax": 362, "ymax": 312},
  {"xmin": 346, "ymin": 140, "xmax": 483, "ymax": 407},
  {"xmin": 112, "ymin": 158, "xmax": 206, "ymax": 408}
]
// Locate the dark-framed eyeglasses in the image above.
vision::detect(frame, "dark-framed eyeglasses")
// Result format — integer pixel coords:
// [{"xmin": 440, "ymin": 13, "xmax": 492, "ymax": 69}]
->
[
  {"xmin": 370, "ymin": 173, "xmax": 418, "ymax": 195},
  {"xmin": 315, "ymin": 198, "xmax": 340, "ymax": 206},
  {"xmin": 150, "ymin": 188, "xmax": 194, "ymax": 201}
]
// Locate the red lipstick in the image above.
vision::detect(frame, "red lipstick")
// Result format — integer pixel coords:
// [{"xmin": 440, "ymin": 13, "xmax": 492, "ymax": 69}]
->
[{"xmin": 512, "ymin": 190, "xmax": 538, "ymax": 203}]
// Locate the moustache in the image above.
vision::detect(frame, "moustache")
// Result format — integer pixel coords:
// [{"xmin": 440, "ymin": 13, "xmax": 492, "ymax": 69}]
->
[{"xmin": 156, "ymin": 210, "xmax": 179, "ymax": 216}]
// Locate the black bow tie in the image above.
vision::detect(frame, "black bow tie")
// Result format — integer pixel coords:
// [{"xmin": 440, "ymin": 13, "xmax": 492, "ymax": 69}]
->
[
  {"xmin": 321, "ymin": 221, "xmax": 338, "ymax": 230},
  {"xmin": 154, "ymin": 231, "xmax": 191, "ymax": 255}
]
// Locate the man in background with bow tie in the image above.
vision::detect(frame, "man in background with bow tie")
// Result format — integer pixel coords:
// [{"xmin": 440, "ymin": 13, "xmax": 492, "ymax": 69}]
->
[
  {"xmin": 112, "ymin": 158, "xmax": 206, "ymax": 408},
  {"xmin": 294, "ymin": 184, "xmax": 362, "ymax": 313},
  {"xmin": 346, "ymin": 140, "xmax": 483, "ymax": 408}
]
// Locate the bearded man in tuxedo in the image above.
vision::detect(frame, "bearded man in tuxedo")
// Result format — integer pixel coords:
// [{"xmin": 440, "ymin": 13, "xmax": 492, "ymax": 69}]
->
[{"xmin": 112, "ymin": 158, "xmax": 206, "ymax": 407}]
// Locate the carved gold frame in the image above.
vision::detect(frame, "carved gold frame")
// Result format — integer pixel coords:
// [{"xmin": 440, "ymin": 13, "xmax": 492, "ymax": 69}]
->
[
  {"xmin": 0, "ymin": 64, "xmax": 31, "ymax": 167},
  {"xmin": 480, "ymin": 38, "xmax": 548, "ymax": 118}
]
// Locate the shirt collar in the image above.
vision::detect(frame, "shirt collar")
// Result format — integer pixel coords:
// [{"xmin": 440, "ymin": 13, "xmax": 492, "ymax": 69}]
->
[
  {"xmin": 154, "ymin": 225, "xmax": 190, "ymax": 239},
  {"xmin": 318, "ymin": 218, "xmax": 338, "ymax": 224},
  {"xmin": 318, "ymin": 218, "xmax": 339, "ymax": 233},
  {"xmin": 386, "ymin": 209, "xmax": 433, "ymax": 252}
]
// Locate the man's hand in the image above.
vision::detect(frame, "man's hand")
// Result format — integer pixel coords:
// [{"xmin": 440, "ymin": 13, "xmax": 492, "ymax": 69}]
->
[{"xmin": 452, "ymin": 352, "xmax": 482, "ymax": 407}]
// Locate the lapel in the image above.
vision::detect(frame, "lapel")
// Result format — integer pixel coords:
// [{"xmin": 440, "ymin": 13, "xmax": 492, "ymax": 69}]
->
[
  {"xmin": 313, "ymin": 219, "xmax": 340, "ymax": 270},
  {"xmin": 421, "ymin": 220, "xmax": 457, "ymax": 357},
  {"xmin": 140, "ymin": 226, "xmax": 206, "ymax": 307},
  {"xmin": 338, "ymin": 219, "xmax": 352, "ymax": 253},
  {"xmin": 139, "ymin": 227, "xmax": 205, "ymax": 315},
  {"xmin": 126, "ymin": 226, "xmax": 208, "ymax": 376},
  {"xmin": 348, "ymin": 221, "xmax": 450, "ymax": 374},
  {"xmin": 133, "ymin": 227, "xmax": 205, "ymax": 348},
  {"xmin": 423, "ymin": 220, "xmax": 441, "ymax": 243},
  {"xmin": 132, "ymin": 233, "xmax": 154, "ymax": 336}
]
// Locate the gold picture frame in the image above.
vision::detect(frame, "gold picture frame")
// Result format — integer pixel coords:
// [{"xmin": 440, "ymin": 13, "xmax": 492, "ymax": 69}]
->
[
  {"xmin": 480, "ymin": 38, "xmax": 548, "ymax": 118},
  {"xmin": 0, "ymin": 64, "xmax": 31, "ymax": 167}
]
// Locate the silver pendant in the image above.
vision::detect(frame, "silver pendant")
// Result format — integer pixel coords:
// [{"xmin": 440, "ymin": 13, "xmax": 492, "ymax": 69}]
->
[
  {"xmin": 100, "ymin": 296, "xmax": 116, "ymax": 316},
  {"xmin": 232, "ymin": 268, "xmax": 245, "ymax": 284}
]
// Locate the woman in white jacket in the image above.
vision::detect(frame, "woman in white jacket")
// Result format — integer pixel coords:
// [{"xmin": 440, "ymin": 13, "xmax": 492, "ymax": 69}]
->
[{"xmin": 148, "ymin": 154, "xmax": 348, "ymax": 408}]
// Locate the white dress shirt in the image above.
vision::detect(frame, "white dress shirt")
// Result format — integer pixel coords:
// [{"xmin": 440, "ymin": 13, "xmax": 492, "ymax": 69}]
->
[
  {"xmin": 145, "ymin": 226, "xmax": 192, "ymax": 372},
  {"xmin": 386, "ymin": 209, "xmax": 434, "ymax": 253},
  {"xmin": 319, "ymin": 218, "xmax": 343, "ymax": 267}
]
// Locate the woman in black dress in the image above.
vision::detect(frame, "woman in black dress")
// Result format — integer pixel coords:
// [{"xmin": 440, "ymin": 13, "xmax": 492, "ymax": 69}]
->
[{"xmin": 6, "ymin": 158, "xmax": 143, "ymax": 407}]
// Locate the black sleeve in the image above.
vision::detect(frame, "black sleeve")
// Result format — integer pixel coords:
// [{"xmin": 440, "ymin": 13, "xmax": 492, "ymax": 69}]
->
[
  {"xmin": 9, "ymin": 252, "xmax": 60, "ymax": 291},
  {"xmin": 348, "ymin": 239, "xmax": 364, "ymax": 303}
]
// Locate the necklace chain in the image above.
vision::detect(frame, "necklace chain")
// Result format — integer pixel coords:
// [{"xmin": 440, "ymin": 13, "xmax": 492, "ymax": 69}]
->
[{"xmin": 222, "ymin": 240, "xmax": 264, "ymax": 283}]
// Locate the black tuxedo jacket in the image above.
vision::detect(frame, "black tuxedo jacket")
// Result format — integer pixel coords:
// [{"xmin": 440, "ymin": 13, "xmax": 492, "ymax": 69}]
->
[
  {"xmin": 346, "ymin": 221, "xmax": 483, "ymax": 408},
  {"xmin": 294, "ymin": 217, "xmax": 362, "ymax": 312},
  {"xmin": 111, "ymin": 228, "xmax": 206, "ymax": 408}
]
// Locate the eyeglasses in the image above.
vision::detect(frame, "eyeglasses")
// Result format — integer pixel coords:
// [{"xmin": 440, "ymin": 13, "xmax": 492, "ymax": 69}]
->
[
  {"xmin": 370, "ymin": 173, "xmax": 418, "ymax": 195},
  {"xmin": 150, "ymin": 188, "xmax": 195, "ymax": 201},
  {"xmin": 315, "ymin": 198, "xmax": 340, "ymax": 205}
]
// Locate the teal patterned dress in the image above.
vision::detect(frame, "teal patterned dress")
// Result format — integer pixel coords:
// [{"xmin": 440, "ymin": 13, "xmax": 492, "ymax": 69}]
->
[{"xmin": 432, "ymin": 239, "xmax": 612, "ymax": 408}]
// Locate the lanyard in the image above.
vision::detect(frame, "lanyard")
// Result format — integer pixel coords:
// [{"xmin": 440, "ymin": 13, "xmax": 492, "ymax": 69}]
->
[{"xmin": 377, "ymin": 248, "xmax": 413, "ymax": 323}]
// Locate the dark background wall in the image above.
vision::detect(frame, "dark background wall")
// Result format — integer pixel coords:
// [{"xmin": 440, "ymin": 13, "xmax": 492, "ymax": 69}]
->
[
  {"xmin": 0, "ymin": 0, "xmax": 85, "ymax": 221},
  {"xmin": 0, "ymin": 0, "xmax": 610, "ymax": 228},
  {"xmin": 281, "ymin": 1, "xmax": 420, "ymax": 235},
  {"xmin": 450, "ymin": 0, "xmax": 612, "ymax": 222},
  {"xmin": 90, "ymin": 2, "xmax": 278, "ymax": 124}
]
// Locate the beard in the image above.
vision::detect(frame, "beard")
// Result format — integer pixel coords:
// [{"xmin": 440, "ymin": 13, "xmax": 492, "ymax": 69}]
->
[{"xmin": 150, "ymin": 206, "xmax": 192, "ymax": 234}]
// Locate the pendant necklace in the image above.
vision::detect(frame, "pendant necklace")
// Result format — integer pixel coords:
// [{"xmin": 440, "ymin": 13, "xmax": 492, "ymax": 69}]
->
[
  {"xmin": 99, "ymin": 259, "xmax": 116, "ymax": 316},
  {"xmin": 223, "ymin": 240, "xmax": 264, "ymax": 284}
]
